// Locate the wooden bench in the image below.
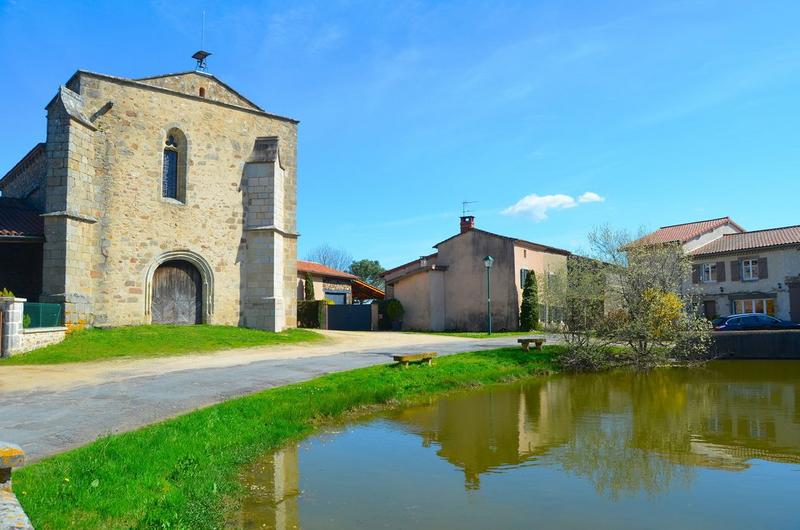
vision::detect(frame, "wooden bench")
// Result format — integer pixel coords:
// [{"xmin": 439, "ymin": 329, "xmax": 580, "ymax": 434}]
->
[
  {"xmin": 518, "ymin": 338, "xmax": 546, "ymax": 352},
  {"xmin": 393, "ymin": 352, "xmax": 437, "ymax": 367}
]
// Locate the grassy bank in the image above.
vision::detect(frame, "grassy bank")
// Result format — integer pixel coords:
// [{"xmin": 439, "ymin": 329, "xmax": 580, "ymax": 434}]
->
[
  {"xmin": 15, "ymin": 346, "xmax": 558, "ymax": 529},
  {"xmin": 1, "ymin": 325, "xmax": 324, "ymax": 365}
]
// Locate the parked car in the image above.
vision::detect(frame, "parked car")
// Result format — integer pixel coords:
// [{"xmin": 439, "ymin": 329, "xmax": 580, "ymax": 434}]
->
[{"xmin": 712, "ymin": 314, "xmax": 800, "ymax": 331}]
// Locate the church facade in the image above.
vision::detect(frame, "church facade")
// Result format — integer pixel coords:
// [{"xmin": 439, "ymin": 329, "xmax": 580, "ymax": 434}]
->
[{"xmin": 0, "ymin": 64, "xmax": 298, "ymax": 330}]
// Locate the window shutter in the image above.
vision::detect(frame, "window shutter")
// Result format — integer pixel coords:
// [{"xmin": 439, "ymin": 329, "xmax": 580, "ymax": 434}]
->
[
  {"xmin": 692, "ymin": 265, "xmax": 700, "ymax": 284},
  {"xmin": 716, "ymin": 261, "xmax": 725, "ymax": 282},
  {"xmin": 730, "ymin": 260, "xmax": 740, "ymax": 281},
  {"xmin": 760, "ymin": 257, "xmax": 768, "ymax": 279}
]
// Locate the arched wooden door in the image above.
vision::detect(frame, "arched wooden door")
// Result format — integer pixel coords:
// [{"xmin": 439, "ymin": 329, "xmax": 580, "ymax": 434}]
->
[{"xmin": 151, "ymin": 260, "xmax": 202, "ymax": 324}]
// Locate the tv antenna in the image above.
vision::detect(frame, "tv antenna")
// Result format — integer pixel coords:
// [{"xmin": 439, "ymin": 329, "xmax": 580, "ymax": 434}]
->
[
  {"xmin": 462, "ymin": 201, "xmax": 477, "ymax": 216},
  {"xmin": 192, "ymin": 11, "xmax": 211, "ymax": 72}
]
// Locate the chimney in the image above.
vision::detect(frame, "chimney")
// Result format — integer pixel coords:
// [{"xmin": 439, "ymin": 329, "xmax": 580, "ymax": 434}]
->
[{"xmin": 460, "ymin": 215, "xmax": 475, "ymax": 234}]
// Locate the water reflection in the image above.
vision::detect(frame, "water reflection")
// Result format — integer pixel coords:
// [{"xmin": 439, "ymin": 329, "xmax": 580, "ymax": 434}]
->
[{"xmin": 235, "ymin": 361, "xmax": 800, "ymax": 529}]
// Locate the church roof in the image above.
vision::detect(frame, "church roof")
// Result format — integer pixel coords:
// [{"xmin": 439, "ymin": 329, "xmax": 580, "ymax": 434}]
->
[
  {"xmin": 0, "ymin": 198, "xmax": 44, "ymax": 240},
  {"xmin": 63, "ymin": 70, "xmax": 299, "ymax": 124}
]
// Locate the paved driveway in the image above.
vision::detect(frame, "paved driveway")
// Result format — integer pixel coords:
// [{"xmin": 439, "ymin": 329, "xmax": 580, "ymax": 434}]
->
[{"xmin": 0, "ymin": 331, "xmax": 548, "ymax": 462}]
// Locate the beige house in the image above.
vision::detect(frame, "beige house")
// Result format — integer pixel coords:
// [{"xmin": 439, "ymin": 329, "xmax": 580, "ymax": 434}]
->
[
  {"xmin": 383, "ymin": 216, "xmax": 570, "ymax": 331},
  {"xmin": 640, "ymin": 217, "xmax": 800, "ymax": 321},
  {"xmin": 0, "ymin": 54, "xmax": 298, "ymax": 331}
]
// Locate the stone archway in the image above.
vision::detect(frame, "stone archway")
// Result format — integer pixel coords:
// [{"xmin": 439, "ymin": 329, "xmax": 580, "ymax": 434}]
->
[
  {"xmin": 144, "ymin": 251, "xmax": 214, "ymax": 324},
  {"xmin": 151, "ymin": 260, "xmax": 202, "ymax": 324}
]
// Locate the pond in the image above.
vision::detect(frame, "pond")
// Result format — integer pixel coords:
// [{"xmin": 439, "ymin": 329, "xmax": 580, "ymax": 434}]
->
[{"xmin": 233, "ymin": 361, "xmax": 800, "ymax": 529}]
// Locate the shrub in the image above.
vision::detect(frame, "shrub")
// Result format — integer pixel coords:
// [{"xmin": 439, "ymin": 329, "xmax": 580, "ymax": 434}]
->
[
  {"xmin": 519, "ymin": 271, "xmax": 539, "ymax": 331},
  {"xmin": 297, "ymin": 300, "xmax": 326, "ymax": 328},
  {"xmin": 65, "ymin": 319, "xmax": 87, "ymax": 335},
  {"xmin": 0, "ymin": 287, "xmax": 14, "ymax": 298},
  {"xmin": 385, "ymin": 299, "xmax": 404, "ymax": 322},
  {"xmin": 23, "ymin": 313, "xmax": 32, "ymax": 328}
]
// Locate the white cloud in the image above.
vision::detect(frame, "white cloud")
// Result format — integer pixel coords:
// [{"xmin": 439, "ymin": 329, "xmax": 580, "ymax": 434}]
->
[
  {"xmin": 502, "ymin": 191, "xmax": 604, "ymax": 221},
  {"xmin": 501, "ymin": 194, "xmax": 577, "ymax": 221},
  {"xmin": 578, "ymin": 191, "xmax": 605, "ymax": 203}
]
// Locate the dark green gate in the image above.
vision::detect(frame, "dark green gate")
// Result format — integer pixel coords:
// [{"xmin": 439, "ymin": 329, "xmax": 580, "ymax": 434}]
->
[{"xmin": 327, "ymin": 305, "xmax": 372, "ymax": 331}]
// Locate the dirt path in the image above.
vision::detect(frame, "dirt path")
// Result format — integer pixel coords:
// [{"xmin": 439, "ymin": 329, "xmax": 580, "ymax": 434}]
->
[{"xmin": 0, "ymin": 331, "xmax": 473, "ymax": 394}]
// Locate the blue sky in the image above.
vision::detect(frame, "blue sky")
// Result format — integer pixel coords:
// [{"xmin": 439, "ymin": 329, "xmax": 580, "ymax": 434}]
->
[{"xmin": 2, "ymin": 1, "xmax": 799, "ymax": 268}]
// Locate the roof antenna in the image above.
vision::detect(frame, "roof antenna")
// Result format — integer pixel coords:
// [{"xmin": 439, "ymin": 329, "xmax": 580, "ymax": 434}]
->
[
  {"xmin": 192, "ymin": 11, "xmax": 211, "ymax": 72},
  {"xmin": 462, "ymin": 201, "xmax": 477, "ymax": 216}
]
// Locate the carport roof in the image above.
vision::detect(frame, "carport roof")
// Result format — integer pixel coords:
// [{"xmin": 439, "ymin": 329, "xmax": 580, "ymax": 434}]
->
[{"xmin": 0, "ymin": 198, "xmax": 43, "ymax": 240}]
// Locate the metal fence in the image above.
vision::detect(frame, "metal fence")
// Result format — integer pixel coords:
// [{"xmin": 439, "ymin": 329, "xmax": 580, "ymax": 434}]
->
[{"xmin": 23, "ymin": 302, "xmax": 63, "ymax": 328}]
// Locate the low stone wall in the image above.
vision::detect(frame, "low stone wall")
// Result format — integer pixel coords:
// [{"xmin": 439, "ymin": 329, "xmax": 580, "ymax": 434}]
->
[
  {"xmin": 713, "ymin": 330, "xmax": 800, "ymax": 359},
  {"xmin": 19, "ymin": 327, "xmax": 67, "ymax": 354},
  {"xmin": 1, "ymin": 298, "xmax": 67, "ymax": 357},
  {"xmin": 0, "ymin": 442, "xmax": 33, "ymax": 530}
]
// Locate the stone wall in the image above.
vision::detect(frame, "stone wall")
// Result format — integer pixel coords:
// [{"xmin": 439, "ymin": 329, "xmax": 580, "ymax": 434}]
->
[
  {"xmin": 322, "ymin": 279, "xmax": 352, "ymax": 304},
  {"xmin": 0, "ymin": 298, "xmax": 66, "ymax": 356},
  {"xmin": 37, "ymin": 71, "xmax": 298, "ymax": 329},
  {"xmin": 0, "ymin": 143, "xmax": 47, "ymax": 210},
  {"xmin": 19, "ymin": 326, "xmax": 67, "ymax": 354},
  {"xmin": 138, "ymin": 72, "xmax": 261, "ymax": 110}
]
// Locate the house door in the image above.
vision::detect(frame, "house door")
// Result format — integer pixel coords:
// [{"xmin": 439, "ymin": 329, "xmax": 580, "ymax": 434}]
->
[
  {"xmin": 789, "ymin": 280, "xmax": 800, "ymax": 323},
  {"xmin": 703, "ymin": 300, "xmax": 716, "ymax": 320},
  {"xmin": 151, "ymin": 260, "xmax": 202, "ymax": 325}
]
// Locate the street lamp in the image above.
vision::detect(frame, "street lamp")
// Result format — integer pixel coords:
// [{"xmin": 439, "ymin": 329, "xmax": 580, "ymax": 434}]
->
[{"xmin": 483, "ymin": 255, "xmax": 494, "ymax": 335}]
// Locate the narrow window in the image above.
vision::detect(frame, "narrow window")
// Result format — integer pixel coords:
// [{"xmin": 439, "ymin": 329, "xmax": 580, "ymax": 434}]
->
[
  {"xmin": 162, "ymin": 135, "xmax": 179, "ymax": 199},
  {"xmin": 520, "ymin": 268, "xmax": 530, "ymax": 286},
  {"xmin": 701, "ymin": 263, "xmax": 716, "ymax": 283},
  {"xmin": 742, "ymin": 259, "xmax": 759, "ymax": 281},
  {"xmin": 199, "ymin": 87, "xmax": 206, "ymax": 97}
]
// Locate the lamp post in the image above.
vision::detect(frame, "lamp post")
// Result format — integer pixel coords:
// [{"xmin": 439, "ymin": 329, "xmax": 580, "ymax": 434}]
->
[{"xmin": 483, "ymin": 256, "xmax": 494, "ymax": 335}]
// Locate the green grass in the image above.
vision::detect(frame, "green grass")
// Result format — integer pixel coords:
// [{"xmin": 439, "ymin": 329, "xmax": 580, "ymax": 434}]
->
[
  {"xmin": 0, "ymin": 325, "xmax": 324, "ymax": 365},
  {"xmin": 14, "ymin": 346, "xmax": 559, "ymax": 529},
  {"xmin": 408, "ymin": 330, "xmax": 544, "ymax": 339}
]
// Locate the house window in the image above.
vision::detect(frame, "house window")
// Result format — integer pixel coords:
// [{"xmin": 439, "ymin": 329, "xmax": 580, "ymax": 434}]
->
[
  {"xmin": 162, "ymin": 129, "xmax": 187, "ymax": 202},
  {"xmin": 701, "ymin": 263, "xmax": 716, "ymax": 283},
  {"xmin": 734, "ymin": 298, "xmax": 775, "ymax": 316},
  {"xmin": 199, "ymin": 87, "xmax": 206, "ymax": 98},
  {"xmin": 520, "ymin": 268, "xmax": 530, "ymax": 286},
  {"xmin": 742, "ymin": 259, "xmax": 759, "ymax": 281},
  {"xmin": 325, "ymin": 291, "xmax": 347, "ymax": 305}
]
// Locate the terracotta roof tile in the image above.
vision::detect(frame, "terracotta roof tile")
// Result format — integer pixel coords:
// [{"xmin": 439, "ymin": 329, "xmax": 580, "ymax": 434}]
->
[
  {"xmin": 690, "ymin": 225, "xmax": 800, "ymax": 256},
  {"xmin": 637, "ymin": 217, "xmax": 744, "ymax": 245},
  {"xmin": 0, "ymin": 198, "xmax": 43, "ymax": 239},
  {"xmin": 297, "ymin": 260, "xmax": 357, "ymax": 280}
]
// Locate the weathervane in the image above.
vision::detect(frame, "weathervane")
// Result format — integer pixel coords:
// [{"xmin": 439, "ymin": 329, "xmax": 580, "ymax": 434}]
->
[{"xmin": 192, "ymin": 11, "xmax": 211, "ymax": 72}]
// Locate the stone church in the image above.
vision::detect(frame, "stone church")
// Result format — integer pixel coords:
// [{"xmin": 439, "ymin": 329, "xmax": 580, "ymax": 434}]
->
[{"xmin": 0, "ymin": 55, "xmax": 298, "ymax": 330}]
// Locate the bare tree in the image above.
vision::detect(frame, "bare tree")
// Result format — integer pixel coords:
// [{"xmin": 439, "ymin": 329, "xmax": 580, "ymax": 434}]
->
[
  {"xmin": 304, "ymin": 244, "xmax": 353, "ymax": 272},
  {"xmin": 559, "ymin": 225, "xmax": 712, "ymax": 371}
]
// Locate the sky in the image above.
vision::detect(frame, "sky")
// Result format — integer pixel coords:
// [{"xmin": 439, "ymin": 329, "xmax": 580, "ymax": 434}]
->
[{"xmin": 1, "ymin": 0, "xmax": 799, "ymax": 269}]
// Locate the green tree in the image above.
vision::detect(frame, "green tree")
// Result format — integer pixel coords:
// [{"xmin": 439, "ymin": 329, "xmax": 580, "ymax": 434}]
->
[
  {"xmin": 303, "ymin": 271, "xmax": 315, "ymax": 301},
  {"xmin": 349, "ymin": 259, "xmax": 386, "ymax": 289},
  {"xmin": 519, "ymin": 270, "xmax": 540, "ymax": 331}
]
